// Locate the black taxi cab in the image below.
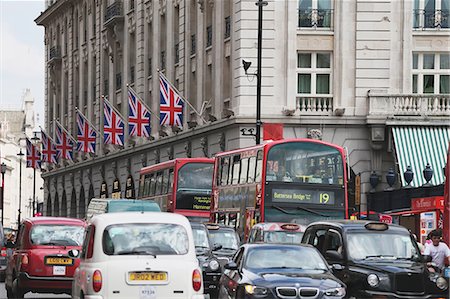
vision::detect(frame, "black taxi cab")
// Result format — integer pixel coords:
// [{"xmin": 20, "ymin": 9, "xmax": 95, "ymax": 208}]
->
[{"xmin": 301, "ymin": 220, "xmax": 448, "ymax": 298}]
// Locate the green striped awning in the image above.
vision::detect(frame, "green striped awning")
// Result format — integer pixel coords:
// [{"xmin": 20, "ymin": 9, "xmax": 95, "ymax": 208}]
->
[{"xmin": 392, "ymin": 126, "xmax": 450, "ymax": 187}]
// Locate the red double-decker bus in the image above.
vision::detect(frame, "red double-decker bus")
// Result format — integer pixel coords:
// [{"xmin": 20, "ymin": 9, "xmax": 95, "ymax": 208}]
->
[
  {"xmin": 138, "ymin": 158, "xmax": 214, "ymax": 221},
  {"xmin": 210, "ymin": 139, "xmax": 349, "ymax": 238}
]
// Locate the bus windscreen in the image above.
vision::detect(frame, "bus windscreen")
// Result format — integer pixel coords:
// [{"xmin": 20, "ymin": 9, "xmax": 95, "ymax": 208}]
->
[{"xmin": 176, "ymin": 163, "xmax": 214, "ymax": 211}]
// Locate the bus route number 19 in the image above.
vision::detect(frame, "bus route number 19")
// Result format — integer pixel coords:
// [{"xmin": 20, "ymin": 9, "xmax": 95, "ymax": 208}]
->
[{"xmin": 319, "ymin": 193, "xmax": 330, "ymax": 204}]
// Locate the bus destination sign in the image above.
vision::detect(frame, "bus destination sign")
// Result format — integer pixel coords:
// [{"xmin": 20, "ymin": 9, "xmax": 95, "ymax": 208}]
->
[{"xmin": 272, "ymin": 189, "xmax": 335, "ymax": 205}]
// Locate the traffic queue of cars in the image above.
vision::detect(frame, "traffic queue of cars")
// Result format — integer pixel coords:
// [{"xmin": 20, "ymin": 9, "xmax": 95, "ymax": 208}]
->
[{"xmin": 2, "ymin": 209, "xmax": 449, "ymax": 298}]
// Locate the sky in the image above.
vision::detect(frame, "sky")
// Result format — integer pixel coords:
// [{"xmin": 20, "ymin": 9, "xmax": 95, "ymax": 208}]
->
[{"xmin": 0, "ymin": 0, "xmax": 45, "ymax": 126}]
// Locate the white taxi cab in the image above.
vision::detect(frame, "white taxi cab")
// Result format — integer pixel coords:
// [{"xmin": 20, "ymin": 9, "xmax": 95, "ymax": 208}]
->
[{"xmin": 71, "ymin": 212, "xmax": 204, "ymax": 299}]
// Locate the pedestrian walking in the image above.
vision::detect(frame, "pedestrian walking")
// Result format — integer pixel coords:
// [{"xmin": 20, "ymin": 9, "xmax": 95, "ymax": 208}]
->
[{"xmin": 424, "ymin": 229, "xmax": 450, "ymax": 272}]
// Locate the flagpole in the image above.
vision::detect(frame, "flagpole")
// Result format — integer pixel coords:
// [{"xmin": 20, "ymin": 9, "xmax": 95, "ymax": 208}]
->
[
  {"xmin": 54, "ymin": 119, "xmax": 77, "ymax": 144},
  {"xmin": 158, "ymin": 70, "xmax": 207, "ymax": 123},
  {"xmin": 127, "ymin": 85, "xmax": 160, "ymax": 121},
  {"xmin": 75, "ymin": 107, "xmax": 100, "ymax": 134}
]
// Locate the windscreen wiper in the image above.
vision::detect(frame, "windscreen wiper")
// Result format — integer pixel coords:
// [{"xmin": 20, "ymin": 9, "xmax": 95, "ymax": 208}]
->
[
  {"xmin": 364, "ymin": 255, "xmax": 396, "ymax": 260},
  {"xmin": 117, "ymin": 250, "xmax": 157, "ymax": 258}
]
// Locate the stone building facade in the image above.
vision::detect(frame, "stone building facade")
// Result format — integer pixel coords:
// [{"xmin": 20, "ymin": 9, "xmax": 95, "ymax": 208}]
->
[{"xmin": 36, "ymin": 0, "xmax": 449, "ymax": 218}]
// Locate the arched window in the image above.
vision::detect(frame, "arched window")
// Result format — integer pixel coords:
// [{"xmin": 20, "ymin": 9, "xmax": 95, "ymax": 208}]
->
[
  {"xmin": 79, "ymin": 186, "xmax": 86, "ymax": 218},
  {"xmin": 70, "ymin": 189, "xmax": 77, "ymax": 218},
  {"xmin": 53, "ymin": 192, "xmax": 60, "ymax": 217},
  {"xmin": 61, "ymin": 191, "xmax": 67, "ymax": 217}
]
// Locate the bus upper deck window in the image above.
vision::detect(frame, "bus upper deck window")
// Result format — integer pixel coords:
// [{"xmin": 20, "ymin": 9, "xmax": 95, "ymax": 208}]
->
[
  {"xmin": 255, "ymin": 151, "xmax": 263, "ymax": 183},
  {"xmin": 221, "ymin": 157, "xmax": 230, "ymax": 186},
  {"xmin": 232, "ymin": 155, "xmax": 241, "ymax": 185},
  {"xmin": 168, "ymin": 168, "xmax": 174, "ymax": 192}
]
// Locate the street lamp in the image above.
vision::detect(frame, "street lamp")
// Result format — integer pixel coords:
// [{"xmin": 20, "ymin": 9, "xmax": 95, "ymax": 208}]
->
[
  {"xmin": 241, "ymin": 0, "xmax": 267, "ymax": 145},
  {"xmin": 0, "ymin": 162, "xmax": 7, "ymax": 226},
  {"xmin": 31, "ymin": 131, "xmax": 40, "ymax": 216},
  {"xmin": 17, "ymin": 149, "xmax": 24, "ymax": 225}
]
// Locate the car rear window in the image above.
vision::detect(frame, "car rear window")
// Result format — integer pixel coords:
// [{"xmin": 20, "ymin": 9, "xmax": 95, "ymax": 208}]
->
[
  {"xmin": 30, "ymin": 225, "xmax": 85, "ymax": 246},
  {"xmin": 103, "ymin": 223, "xmax": 189, "ymax": 256}
]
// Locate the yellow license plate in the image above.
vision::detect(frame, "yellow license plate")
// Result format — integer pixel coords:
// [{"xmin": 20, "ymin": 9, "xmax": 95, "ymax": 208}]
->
[
  {"xmin": 129, "ymin": 272, "xmax": 167, "ymax": 281},
  {"xmin": 45, "ymin": 257, "xmax": 73, "ymax": 265}
]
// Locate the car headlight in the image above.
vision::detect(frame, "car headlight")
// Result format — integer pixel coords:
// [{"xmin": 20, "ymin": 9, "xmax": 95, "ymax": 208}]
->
[
  {"xmin": 209, "ymin": 259, "xmax": 220, "ymax": 271},
  {"xmin": 244, "ymin": 285, "xmax": 268, "ymax": 296},
  {"xmin": 367, "ymin": 274, "xmax": 379, "ymax": 287},
  {"xmin": 324, "ymin": 287, "xmax": 346, "ymax": 297},
  {"xmin": 436, "ymin": 277, "xmax": 448, "ymax": 290}
]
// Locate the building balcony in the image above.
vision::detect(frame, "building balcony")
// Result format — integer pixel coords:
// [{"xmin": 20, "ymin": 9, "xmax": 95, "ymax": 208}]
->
[
  {"xmin": 104, "ymin": 1, "xmax": 124, "ymax": 27},
  {"xmin": 48, "ymin": 46, "xmax": 61, "ymax": 63},
  {"xmin": 296, "ymin": 96, "xmax": 333, "ymax": 115},
  {"xmin": 298, "ymin": 9, "xmax": 334, "ymax": 30},
  {"xmin": 413, "ymin": 9, "xmax": 449, "ymax": 29},
  {"xmin": 368, "ymin": 92, "xmax": 450, "ymax": 123}
]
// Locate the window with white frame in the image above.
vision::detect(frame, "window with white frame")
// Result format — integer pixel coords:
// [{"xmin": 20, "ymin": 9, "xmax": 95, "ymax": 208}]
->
[
  {"xmin": 412, "ymin": 53, "xmax": 450, "ymax": 94},
  {"xmin": 413, "ymin": 0, "xmax": 449, "ymax": 29},
  {"xmin": 298, "ymin": 0, "xmax": 333, "ymax": 29},
  {"xmin": 297, "ymin": 52, "xmax": 333, "ymax": 97}
]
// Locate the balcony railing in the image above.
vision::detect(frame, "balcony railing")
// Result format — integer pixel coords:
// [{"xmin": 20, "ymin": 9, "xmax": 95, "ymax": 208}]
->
[
  {"xmin": 49, "ymin": 46, "xmax": 61, "ymax": 62},
  {"xmin": 296, "ymin": 96, "xmax": 333, "ymax": 115},
  {"xmin": 104, "ymin": 1, "xmax": 124, "ymax": 26},
  {"xmin": 413, "ymin": 9, "xmax": 449, "ymax": 29},
  {"xmin": 368, "ymin": 93, "xmax": 450, "ymax": 117},
  {"xmin": 298, "ymin": 9, "xmax": 334, "ymax": 29}
]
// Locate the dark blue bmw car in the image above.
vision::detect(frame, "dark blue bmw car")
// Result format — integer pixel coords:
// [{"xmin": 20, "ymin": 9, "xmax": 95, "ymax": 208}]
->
[{"xmin": 218, "ymin": 243, "xmax": 346, "ymax": 299}]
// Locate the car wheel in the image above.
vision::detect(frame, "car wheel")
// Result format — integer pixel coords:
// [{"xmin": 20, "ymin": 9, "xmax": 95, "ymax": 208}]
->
[{"xmin": 12, "ymin": 278, "xmax": 25, "ymax": 299}]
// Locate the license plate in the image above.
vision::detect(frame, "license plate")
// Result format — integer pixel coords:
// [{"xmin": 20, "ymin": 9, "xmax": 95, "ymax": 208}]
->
[
  {"xmin": 129, "ymin": 272, "xmax": 167, "ymax": 281},
  {"xmin": 45, "ymin": 257, "xmax": 73, "ymax": 266},
  {"xmin": 53, "ymin": 266, "xmax": 66, "ymax": 275}
]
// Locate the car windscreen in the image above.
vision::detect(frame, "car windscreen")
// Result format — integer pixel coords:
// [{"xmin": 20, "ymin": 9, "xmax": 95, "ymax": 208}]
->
[
  {"xmin": 263, "ymin": 231, "xmax": 304, "ymax": 244},
  {"xmin": 245, "ymin": 246, "xmax": 328, "ymax": 271},
  {"xmin": 30, "ymin": 224, "xmax": 85, "ymax": 246},
  {"xmin": 346, "ymin": 232, "xmax": 420, "ymax": 261},
  {"xmin": 192, "ymin": 226, "xmax": 210, "ymax": 253},
  {"xmin": 208, "ymin": 229, "xmax": 239, "ymax": 251},
  {"xmin": 103, "ymin": 223, "xmax": 189, "ymax": 256}
]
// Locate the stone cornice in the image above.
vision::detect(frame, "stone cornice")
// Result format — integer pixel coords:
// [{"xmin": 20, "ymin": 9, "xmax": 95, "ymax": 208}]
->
[{"xmin": 35, "ymin": 0, "xmax": 73, "ymax": 27}]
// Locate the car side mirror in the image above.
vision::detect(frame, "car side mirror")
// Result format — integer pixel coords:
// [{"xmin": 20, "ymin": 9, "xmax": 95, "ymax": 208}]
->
[
  {"xmin": 423, "ymin": 255, "xmax": 432, "ymax": 263},
  {"xmin": 224, "ymin": 261, "xmax": 238, "ymax": 270},
  {"xmin": 212, "ymin": 243, "xmax": 222, "ymax": 251},
  {"xmin": 331, "ymin": 264, "xmax": 344, "ymax": 271},
  {"xmin": 326, "ymin": 250, "xmax": 344, "ymax": 261},
  {"xmin": 68, "ymin": 249, "xmax": 80, "ymax": 258}
]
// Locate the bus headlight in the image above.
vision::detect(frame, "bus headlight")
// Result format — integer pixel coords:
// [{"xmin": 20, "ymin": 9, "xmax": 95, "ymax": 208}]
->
[
  {"xmin": 436, "ymin": 277, "xmax": 448, "ymax": 290},
  {"xmin": 209, "ymin": 260, "xmax": 220, "ymax": 271},
  {"xmin": 367, "ymin": 274, "xmax": 379, "ymax": 287}
]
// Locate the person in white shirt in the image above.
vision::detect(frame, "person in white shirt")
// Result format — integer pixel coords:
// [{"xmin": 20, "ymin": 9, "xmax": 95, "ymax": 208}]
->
[{"xmin": 424, "ymin": 230, "xmax": 450, "ymax": 271}]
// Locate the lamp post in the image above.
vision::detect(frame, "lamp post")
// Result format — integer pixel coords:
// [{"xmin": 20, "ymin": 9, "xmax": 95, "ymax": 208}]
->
[
  {"xmin": 0, "ymin": 162, "xmax": 7, "ymax": 226},
  {"xmin": 31, "ymin": 131, "xmax": 40, "ymax": 216},
  {"xmin": 255, "ymin": 0, "xmax": 267, "ymax": 145},
  {"xmin": 17, "ymin": 149, "xmax": 24, "ymax": 225}
]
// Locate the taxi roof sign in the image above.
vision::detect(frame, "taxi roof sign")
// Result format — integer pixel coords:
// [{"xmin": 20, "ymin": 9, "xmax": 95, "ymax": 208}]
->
[
  {"xmin": 280, "ymin": 223, "xmax": 300, "ymax": 231},
  {"xmin": 365, "ymin": 222, "xmax": 389, "ymax": 231}
]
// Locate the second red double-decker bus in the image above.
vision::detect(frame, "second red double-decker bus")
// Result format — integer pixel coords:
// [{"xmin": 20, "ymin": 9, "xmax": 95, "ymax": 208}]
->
[
  {"xmin": 210, "ymin": 139, "xmax": 349, "ymax": 238},
  {"xmin": 138, "ymin": 158, "xmax": 214, "ymax": 221}
]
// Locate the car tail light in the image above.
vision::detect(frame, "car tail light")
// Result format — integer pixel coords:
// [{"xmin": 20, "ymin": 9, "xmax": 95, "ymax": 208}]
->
[
  {"xmin": 92, "ymin": 270, "xmax": 102, "ymax": 292},
  {"xmin": 192, "ymin": 269, "xmax": 202, "ymax": 292},
  {"xmin": 1, "ymin": 247, "xmax": 6, "ymax": 257}
]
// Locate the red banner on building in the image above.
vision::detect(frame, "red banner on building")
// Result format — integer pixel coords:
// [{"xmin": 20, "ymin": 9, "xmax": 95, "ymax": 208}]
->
[{"xmin": 263, "ymin": 123, "xmax": 283, "ymax": 141}]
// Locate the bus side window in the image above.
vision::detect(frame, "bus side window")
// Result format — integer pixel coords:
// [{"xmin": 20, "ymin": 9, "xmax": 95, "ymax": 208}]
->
[
  {"xmin": 227, "ymin": 156, "xmax": 233, "ymax": 185},
  {"xmin": 149, "ymin": 173, "xmax": 156, "ymax": 196},
  {"xmin": 168, "ymin": 168, "xmax": 174, "ymax": 193},
  {"xmin": 255, "ymin": 151, "xmax": 263, "ymax": 183},
  {"xmin": 239, "ymin": 158, "xmax": 249, "ymax": 184},
  {"xmin": 155, "ymin": 172, "xmax": 163, "ymax": 195},
  {"xmin": 144, "ymin": 174, "xmax": 151, "ymax": 196},
  {"xmin": 232, "ymin": 155, "xmax": 241, "ymax": 185},
  {"xmin": 221, "ymin": 157, "xmax": 230, "ymax": 186},
  {"xmin": 162, "ymin": 169, "xmax": 169, "ymax": 194},
  {"xmin": 248, "ymin": 156, "xmax": 256, "ymax": 184}
]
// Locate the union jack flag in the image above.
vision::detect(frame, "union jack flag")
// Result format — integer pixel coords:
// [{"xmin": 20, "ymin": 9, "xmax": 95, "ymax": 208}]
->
[
  {"xmin": 55, "ymin": 121, "xmax": 74, "ymax": 161},
  {"xmin": 41, "ymin": 130, "xmax": 57, "ymax": 164},
  {"xmin": 159, "ymin": 73, "xmax": 184, "ymax": 127},
  {"xmin": 128, "ymin": 87, "xmax": 151, "ymax": 137},
  {"xmin": 76, "ymin": 111, "xmax": 97, "ymax": 153},
  {"xmin": 26, "ymin": 138, "xmax": 41, "ymax": 169},
  {"xmin": 103, "ymin": 98, "xmax": 125, "ymax": 146}
]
